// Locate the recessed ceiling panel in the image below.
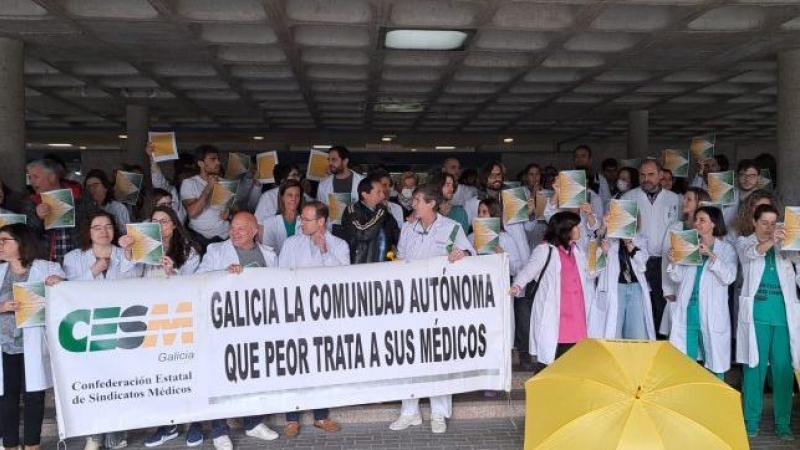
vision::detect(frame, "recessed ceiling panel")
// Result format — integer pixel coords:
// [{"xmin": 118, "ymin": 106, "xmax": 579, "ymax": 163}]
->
[
  {"xmin": 302, "ymin": 48, "xmax": 370, "ymax": 65},
  {"xmin": 475, "ymin": 30, "xmax": 549, "ymax": 51},
  {"xmin": 390, "ymin": 0, "xmax": 478, "ymax": 27},
  {"xmin": 294, "ymin": 25, "xmax": 370, "ymax": 48},
  {"xmin": 64, "ymin": 0, "xmax": 159, "ymax": 19},
  {"xmin": 175, "ymin": 0, "xmax": 267, "ymax": 21},
  {"xmin": 493, "ymin": 3, "xmax": 575, "ymax": 30},
  {"xmin": 591, "ymin": 6, "xmax": 674, "ymax": 31},
  {"xmin": 287, "ymin": 0, "xmax": 371, "ymax": 24},
  {"xmin": 201, "ymin": 24, "xmax": 277, "ymax": 45}
]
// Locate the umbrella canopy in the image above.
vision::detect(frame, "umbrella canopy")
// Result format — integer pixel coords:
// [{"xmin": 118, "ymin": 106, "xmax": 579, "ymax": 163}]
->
[{"xmin": 525, "ymin": 339, "xmax": 748, "ymax": 450}]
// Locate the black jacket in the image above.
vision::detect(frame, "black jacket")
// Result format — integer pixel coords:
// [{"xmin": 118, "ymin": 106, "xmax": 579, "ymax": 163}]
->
[{"xmin": 340, "ymin": 201, "xmax": 400, "ymax": 264}]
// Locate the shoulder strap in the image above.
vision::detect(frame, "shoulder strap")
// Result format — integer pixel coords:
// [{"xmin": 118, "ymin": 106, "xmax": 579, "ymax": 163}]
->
[{"xmin": 536, "ymin": 246, "xmax": 553, "ymax": 286}]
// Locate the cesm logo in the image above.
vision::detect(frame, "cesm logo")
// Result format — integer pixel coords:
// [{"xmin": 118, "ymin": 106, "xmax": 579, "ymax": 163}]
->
[{"xmin": 58, "ymin": 302, "xmax": 193, "ymax": 352}]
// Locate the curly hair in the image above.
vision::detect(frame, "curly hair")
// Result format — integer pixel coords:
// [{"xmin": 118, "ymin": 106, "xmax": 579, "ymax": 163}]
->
[{"xmin": 734, "ymin": 189, "xmax": 780, "ymax": 237}]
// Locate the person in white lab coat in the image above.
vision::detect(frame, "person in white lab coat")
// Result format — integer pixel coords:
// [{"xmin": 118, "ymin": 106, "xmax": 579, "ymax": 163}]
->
[
  {"xmin": 510, "ymin": 211, "xmax": 596, "ymax": 366},
  {"xmin": 542, "ymin": 175, "xmax": 600, "ymax": 255},
  {"xmin": 83, "ymin": 169, "xmax": 130, "ymax": 236},
  {"xmin": 197, "ymin": 212, "xmax": 279, "ymax": 450},
  {"xmin": 62, "ymin": 211, "xmax": 137, "ymax": 450},
  {"xmin": 0, "ymin": 223, "xmax": 64, "ymax": 450},
  {"xmin": 121, "ymin": 206, "xmax": 200, "ymax": 278},
  {"xmin": 660, "ymin": 187, "xmax": 710, "ymax": 336},
  {"xmin": 259, "ymin": 180, "xmax": 303, "ymax": 256},
  {"xmin": 666, "ymin": 206, "xmax": 737, "ymax": 378},
  {"xmin": 736, "ymin": 205, "xmax": 800, "ymax": 439},
  {"xmin": 468, "ymin": 198, "xmax": 524, "ymax": 276},
  {"xmin": 316, "ymin": 145, "xmax": 365, "ymax": 207},
  {"xmin": 442, "ymin": 157, "xmax": 478, "ymax": 207},
  {"xmin": 146, "ymin": 142, "xmax": 188, "ymax": 224},
  {"xmin": 278, "ymin": 201, "xmax": 348, "ymax": 437},
  {"xmin": 254, "ymin": 163, "xmax": 306, "ymax": 224},
  {"xmin": 589, "ymin": 231, "xmax": 654, "ymax": 340},
  {"xmin": 622, "ymin": 159, "xmax": 681, "ymax": 338},
  {"xmin": 389, "ymin": 184, "xmax": 475, "ymax": 435}
]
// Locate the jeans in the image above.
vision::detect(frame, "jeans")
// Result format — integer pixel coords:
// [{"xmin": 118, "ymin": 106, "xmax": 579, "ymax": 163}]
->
[
  {"xmin": 616, "ymin": 283, "xmax": 648, "ymax": 339},
  {"xmin": 286, "ymin": 409, "xmax": 329, "ymax": 423},
  {"xmin": 0, "ymin": 352, "xmax": 45, "ymax": 447}
]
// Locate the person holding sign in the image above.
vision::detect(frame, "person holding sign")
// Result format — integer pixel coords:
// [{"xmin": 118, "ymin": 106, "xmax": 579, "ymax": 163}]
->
[
  {"xmin": 146, "ymin": 142, "xmax": 188, "ymax": 224},
  {"xmin": 180, "ymin": 145, "xmax": 230, "ymax": 249},
  {"xmin": 316, "ymin": 146, "xmax": 364, "ymax": 237},
  {"xmin": 27, "ymin": 159, "xmax": 81, "ymax": 263},
  {"xmin": 666, "ymin": 206, "xmax": 737, "ymax": 379},
  {"xmin": 736, "ymin": 204, "xmax": 800, "ymax": 439},
  {"xmin": 543, "ymin": 173, "xmax": 600, "ymax": 255},
  {"xmin": 468, "ymin": 198, "xmax": 524, "ymax": 276},
  {"xmin": 83, "ymin": 169, "xmax": 130, "ymax": 236},
  {"xmin": 0, "ymin": 223, "xmax": 64, "ymax": 450},
  {"xmin": 509, "ymin": 211, "xmax": 596, "ymax": 365},
  {"xmin": 197, "ymin": 211, "xmax": 279, "ymax": 449},
  {"xmin": 277, "ymin": 201, "xmax": 349, "ymax": 437},
  {"xmin": 121, "ymin": 206, "xmax": 200, "ymax": 278},
  {"xmin": 390, "ymin": 183, "xmax": 475, "ymax": 434}
]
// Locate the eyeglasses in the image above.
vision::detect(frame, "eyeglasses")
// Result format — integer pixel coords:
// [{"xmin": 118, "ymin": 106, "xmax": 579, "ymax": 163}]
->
[
  {"xmin": 738, "ymin": 173, "xmax": 759, "ymax": 180},
  {"xmin": 90, "ymin": 225, "xmax": 115, "ymax": 232},
  {"xmin": 152, "ymin": 218, "xmax": 173, "ymax": 225},
  {"xmin": 0, "ymin": 238, "xmax": 16, "ymax": 246},
  {"xmin": 299, "ymin": 216, "xmax": 319, "ymax": 223}
]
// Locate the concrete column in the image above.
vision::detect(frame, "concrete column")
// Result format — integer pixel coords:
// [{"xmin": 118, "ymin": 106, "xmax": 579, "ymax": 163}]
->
[
  {"xmin": 778, "ymin": 48, "xmax": 800, "ymax": 204},
  {"xmin": 126, "ymin": 104, "xmax": 149, "ymax": 169},
  {"xmin": 0, "ymin": 38, "xmax": 25, "ymax": 191},
  {"xmin": 627, "ymin": 109, "xmax": 649, "ymax": 159}
]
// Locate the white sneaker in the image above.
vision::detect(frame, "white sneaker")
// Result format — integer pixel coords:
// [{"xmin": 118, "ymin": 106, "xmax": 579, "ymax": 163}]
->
[
  {"xmin": 389, "ymin": 413, "xmax": 422, "ymax": 431},
  {"xmin": 431, "ymin": 414, "xmax": 447, "ymax": 434},
  {"xmin": 244, "ymin": 423, "xmax": 279, "ymax": 441},
  {"xmin": 84, "ymin": 436, "xmax": 101, "ymax": 450},
  {"xmin": 212, "ymin": 434, "xmax": 233, "ymax": 450}
]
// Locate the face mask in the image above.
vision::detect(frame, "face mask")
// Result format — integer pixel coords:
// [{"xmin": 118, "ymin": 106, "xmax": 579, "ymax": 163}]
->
[
  {"xmin": 616, "ymin": 180, "xmax": 630, "ymax": 192},
  {"xmin": 401, "ymin": 188, "xmax": 414, "ymax": 198}
]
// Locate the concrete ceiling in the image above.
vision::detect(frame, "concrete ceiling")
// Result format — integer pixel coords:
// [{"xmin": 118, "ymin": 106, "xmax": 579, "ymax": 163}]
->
[{"xmin": 5, "ymin": 0, "xmax": 800, "ymax": 143}]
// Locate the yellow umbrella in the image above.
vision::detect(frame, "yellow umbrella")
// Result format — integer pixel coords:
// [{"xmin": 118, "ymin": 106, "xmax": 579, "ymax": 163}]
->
[{"xmin": 525, "ymin": 339, "xmax": 748, "ymax": 450}]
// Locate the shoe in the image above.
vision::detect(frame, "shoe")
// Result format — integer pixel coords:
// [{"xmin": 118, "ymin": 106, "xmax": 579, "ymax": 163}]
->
[
  {"xmin": 105, "ymin": 433, "xmax": 127, "ymax": 449},
  {"xmin": 746, "ymin": 429, "xmax": 758, "ymax": 438},
  {"xmin": 776, "ymin": 429, "xmax": 795, "ymax": 441},
  {"xmin": 144, "ymin": 426, "xmax": 179, "ymax": 447},
  {"xmin": 313, "ymin": 418, "xmax": 340, "ymax": 432},
  {"xmin": 245, "ymin": 423, "xmax": 279, "ymax": 441},
  {"xmin": 212, "ymin": 435, "xmax": 233, "ymax": 450},
  {"xmin": 84, "ymin": 436, "xmax": 101, "ymax": 450},
  {"xmin": 186, "ymin": 423, "xmax": 204, "ymax": 447},
  {"xmin": 284, "ymin": 421, "xmax": 300, "ymax": 438},
  {"xmin": 431, "ymin": 414, "xmax": 447, "ymax": 434},
  {"xmin": 389, "ymin": 413, "xmax": 422, "ymax": 431}
]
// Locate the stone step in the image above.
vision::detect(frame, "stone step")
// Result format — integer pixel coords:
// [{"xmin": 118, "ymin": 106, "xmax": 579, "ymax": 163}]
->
[{"xmin": 36, "ymin": 368, "xmax": 534, "ymax": 438}]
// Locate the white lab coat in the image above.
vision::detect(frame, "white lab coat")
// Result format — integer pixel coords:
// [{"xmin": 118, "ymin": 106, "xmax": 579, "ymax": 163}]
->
[
  {"xmin": 198, "ymin": 240, "xmax": 278, "ymax": 272},
  {"xmin": 512, "ymin": 243, "xmax": 596, "ymax": 365},
  {"xmin": 102, "ymin": 201, "xmax": 130, "ymax": 234},
  {"xmin": 0, "ymin": 260, "xmax": 65, "ymax": 395},
  {"xmin": 621, "ymin": 187, "xmax": 681, "ymax": 257},
  {"xmin": 588, "ymin": 235, "xmax": 655, "ymax": 339},
  {"xmin": 278, "ymin": 232, "xmax": 350, "ymax": 269},
  {"xmin": 468, "ymin": 231, "xmax": 524, "ymax": 276},
  {"xmin": 659, "ymin": 222, "xmax": 687, "ymax": 335},
  {"xmin": 451, "ymin": 184, "xmax": 477, "ymax": 207},
  {"xmin": 136, "ymin": 247, "xmax": 201, "ymax": 278},
  {"xmin": 261, "ymin": 214, "xmax": 297, "ymax": 255},
  {"xmin": 254, "ymin": 187, "xmax": 279, "ymax": 225},
  {"xmin": 667, "ymin": 238, "xmax": 737, "ymax": 373},
  {"xmin": 735, "ymin": 234, "xmax": 800, "ymax": 369},
  {"xmin": 63, "ymin": 247, "xmax": 138, "ymax": 281},
  {"xmin": 317, "ymin": 171, "xmax": 365, "ymax": 206},
  {"xmin": 397, "ymin": 214, "xmax": 475, "ymax": 260}
]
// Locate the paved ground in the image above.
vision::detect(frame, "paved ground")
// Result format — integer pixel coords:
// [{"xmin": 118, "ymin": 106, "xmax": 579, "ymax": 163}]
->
[{"xmin": 38, "ymin": 398, "xmax": 800, "ymax": 450}]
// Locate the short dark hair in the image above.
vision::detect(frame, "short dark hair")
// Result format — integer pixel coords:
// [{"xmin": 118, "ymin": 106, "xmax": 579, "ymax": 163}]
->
[
  {"xmin": 328, "ymin": 145, "xmax": 350, "ymax": 161},
  {"xmin": 304, "ymin": 200, "xmax": 329, "ymax": 221},
  {"xmin": 573, "ymin": 145, "xmax": 592, "ymax": 158},
  {"xmin": 413, "ymin": 183, "xmax": 444, "ymax": 211},
  {"xmin": 686, "ymin": 187, "xmax": 711, "ymax": 204},
  {"xmin": 736, "ymin": 159, "xmax": 760, "ymax": 174},
  {"xmin": 479, "ymin": 197, "xmax": 502, "ymax": 219},
  {"xmin": 84, "ymin": 169, "xmax": 114, "ymax": 205},
  {"xmin": 695, "ymin": 206, "xmax": 727, "ymax": 237},
  {"xmin": 427, "ymin": 173, "xmax": 456, "ymax": 196},
  {"xmin": 601, "ymin": 158, "xmax": 618, "ymax": 171},
  {"xmin": 79, "ymin": 210, "xmax": 119, "ymax": 251},
  {"xmin": 544, "ymin": 211, "xmax": 582, "ymax": 250},
  {"xmin": 273, "ymin": 163, "xmax": 300, "ymax": 184},
  {"xmin": 0, "ymin": 223, "xmax": 43, "ymax": 268},
  {"xmin": 714, "ymin": 154, "xmax": 729, "ymax": 171},
  {"xmin": 369, "ymin": 168, "xmax": 392, "ymax": 186},
  {"xmin": 278, "ymin": 179, "xmax": 304, "ymax": 215},
  {"xmin": 357, "ymin": 175, "xmax": 383, "ymax": 200},
  {"xmin": 194, "ymin": 144, "xmax": 219, "ymax": 161},
  {"xmin": 639, "ymin": 158, "xmax": 662, "ymax": 172},
  {"xmin": 753, "ymin": 204, "xmax": 779, "ymax": 221}
]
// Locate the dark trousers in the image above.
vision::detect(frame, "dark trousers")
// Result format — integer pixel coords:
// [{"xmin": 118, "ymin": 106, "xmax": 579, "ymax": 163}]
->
[
  {"xmin": 514, "ymin": 295, "xmax": 533, "ymax": 354},
  {"xmin": 0, "ymin": 352, "xmax": 46, "ymax": 447},
  {"xmin": 286, "ymin": 408, "xmax": 329, "ymax": 423},
  {"xmin": 645, "ymin": 257, "xmax": 666, "ymax": 338},
  {"xmin": 534, "ymin": 343, "xmax": 577, "ymax": 373}
]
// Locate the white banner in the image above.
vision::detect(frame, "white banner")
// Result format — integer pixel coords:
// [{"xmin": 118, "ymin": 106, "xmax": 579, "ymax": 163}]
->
[{"xmin": 47, "ymin": 255, "xmax": 512, "ymax": 438}]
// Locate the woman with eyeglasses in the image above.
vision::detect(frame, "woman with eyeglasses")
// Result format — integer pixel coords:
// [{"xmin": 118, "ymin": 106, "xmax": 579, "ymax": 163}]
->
[
  {"xmin": 63, "ymin": 210, "xmax": 137, "ymax": 450},
  {"xmin": 83, "ymin": 169, "xmax": 130, "ymax": 236},
  {"xmin": 0, "ymin": 223, "xmax": 65, "ymax": 450},
  {"xmin": 259, "ymin": 179, "xmax": 303, "ymax": 255},
  {"xmin": 737, "ymin": 204, "xmax": 800, "ymax": 440},
  {"xmin": 147, "ymin": 187, "xmax": 187, "ymax": 225},
  {"xmin": 120, "ymin": 205, "xmax": 201, "ymax": 446},
  {"xmin": 666, "ymin": 206, "xmax": 737, "ymax": 380}
]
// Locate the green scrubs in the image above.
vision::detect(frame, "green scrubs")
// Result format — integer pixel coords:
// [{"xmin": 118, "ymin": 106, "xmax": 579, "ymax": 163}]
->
[
  {"xmin": 283, "ymin": 217, "xmax": 296, "ymax": 238},
  {"xmin": 743, "ymin": 248, "xmax": 793, "ymax": 434},
  {"xmin": 685, "ymin": 254, "xmax": 724, "ymax": 380}
]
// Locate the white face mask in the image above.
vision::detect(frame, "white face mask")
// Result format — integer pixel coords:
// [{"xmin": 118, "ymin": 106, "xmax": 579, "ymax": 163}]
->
[
  {"xmin": 616, "ymin": 180, "xmax": 630, "ymax": 192},
  {"xmin": 401, "ymin": 188, "xmax": 414, "ymax": 198}
]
